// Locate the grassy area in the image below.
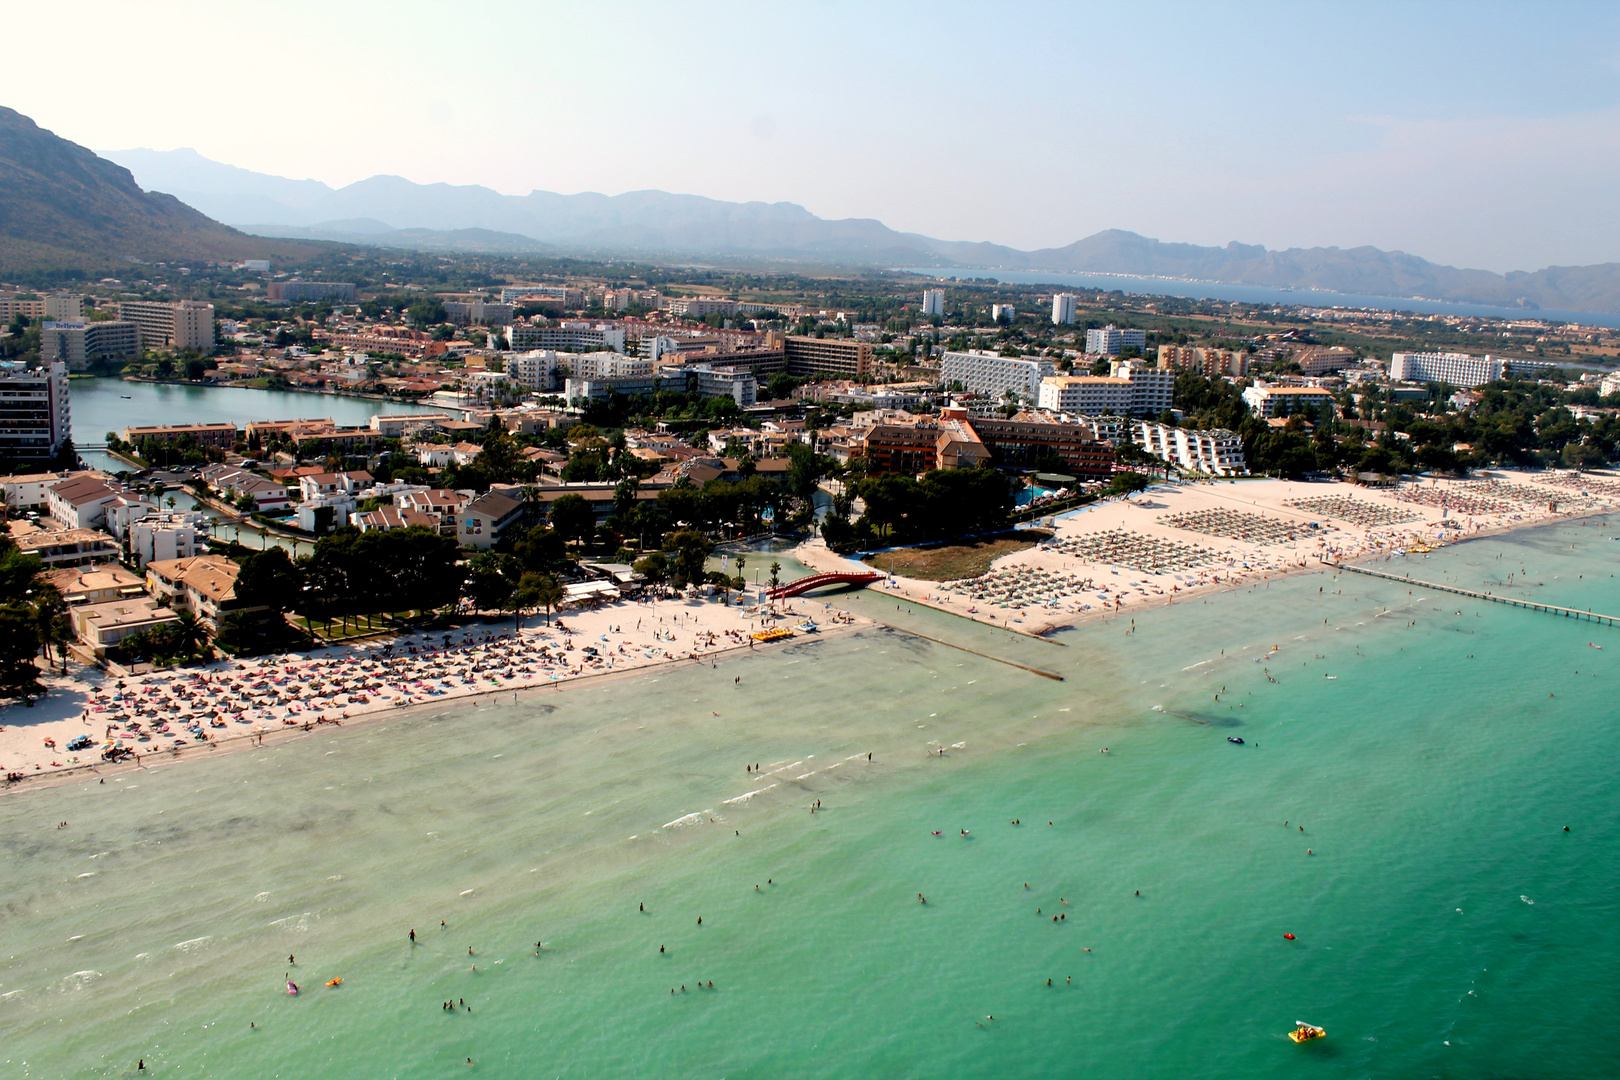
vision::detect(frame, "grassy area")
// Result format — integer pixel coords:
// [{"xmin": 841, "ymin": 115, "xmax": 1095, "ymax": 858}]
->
[{"xmin": 864, "ymin": 530, "xmax": 1050, "ymax": 581}]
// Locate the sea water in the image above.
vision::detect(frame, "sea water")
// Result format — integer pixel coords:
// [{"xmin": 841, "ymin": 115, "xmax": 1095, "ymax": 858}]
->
[{"xmin": 3, "ymin": 520, "xmax": 1618, "ymax": 1078}]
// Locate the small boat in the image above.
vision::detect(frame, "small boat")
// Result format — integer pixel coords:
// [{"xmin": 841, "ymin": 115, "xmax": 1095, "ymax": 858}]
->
[
  {"xmin": 1287, "ymin": 1022, "xmax": 1325, "ymax": 1043},
  {"xmin": 1227, "ymin": 736, "xmax": 1244, "ymax": 744},
  {"xmin": 325, "ymin": 978, "xmax": 342, "ymax": 987},
  {"xmin": 750, "ymin": 628, "xmax": 795, "ymax": 643},
  {"xmin": 794, "ymin": 619, "xmax": 819, "ymax": 633},
  {"xmin": 120, "ymin": 395, "xmax": 132, "ymax": 399},
  {"xmin": 286, "ymin": 981, "xmax": 300, "ymax": 995}
]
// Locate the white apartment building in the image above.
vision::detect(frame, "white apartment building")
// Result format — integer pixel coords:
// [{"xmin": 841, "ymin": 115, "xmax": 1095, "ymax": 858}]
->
[
  {"xmin": 921, "ymin": 289, "xmax": 945, "ymax": 317},
  {"xmin": 40, "ymin": 320, "xmax": 140, "ymax": 370},
  {"xmin": 1113, "ymin": 359, "xmax": 1173, "ymax": 415},
  {"xmin": 991, "ymin": 304, "xmax": 1016, "ymax": 322},
  {"xmin": 129, "ymin": 511, "xmax": 207, "ymax": 566},
  {"xmin": 506, "ymin": 350, "xmax": 562, "ymax": 391},
  {"xmin": 1051, "ymin": 293, "xmax": 1077, "ymax": 325},
  {"xmin": 569, "ymin": 351, "xmax": 652, "ymax": 379},
  {"xmin": 1038, "ymin": 375, "xmax": 1132, "ymax": 415},
  {"xmin": 1134, "ymin": 421, "xmax": 1247, "ymax": 476},
  {"xmin": 0, "ymin": 361, "xmax": 72, "ymax": 460},
  {"xmin": 1037, "ymin": 359, "xmax": 1173, "ymax": 417},
  {"xmin": 1085, "ymin": 324, "xmax": 1146, "ymax": 356},
  {"xmin": 1389, "ymin": 351, "xmax": 1504, "ymax": 388},
  {"xmin": 939, "ymin": 350, "xmax": 1054, "ymax": 401},
  {"xmin": 1599, "ymin": 371, "xmax": 1620, "ymax": 397}
]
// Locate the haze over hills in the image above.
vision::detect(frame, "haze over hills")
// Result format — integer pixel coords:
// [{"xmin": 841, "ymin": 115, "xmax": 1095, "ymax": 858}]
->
[
  {"xmin": 0, "ymin": 110, "xmax": 317, "ymax": 276},
  {"xmin": 104, "ymin": 147, "xmax": 1620, "ymax": 315}
]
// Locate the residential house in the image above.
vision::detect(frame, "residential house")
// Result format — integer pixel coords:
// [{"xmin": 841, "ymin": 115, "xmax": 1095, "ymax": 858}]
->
[
  {"xmin": 46, "ymin": 474, "xmax": 126, "ymax": 529},
  {"xmin": 7, "ymin": 520, "xmax": 120, "ymax": 567},
  {"xmin": 71, "ymin": 597, "xmax": 181, "ymax": 658},
  {"xmin": 459, "ymin": 490, "xmax": 526, "ymax": 549},
  {"xmin": 144, "ymin": 554, "xmax": 258, "ymax": 631},
  {"xmin": 43, "ymin": 564, "xmax": 147, "ymax": 606}
]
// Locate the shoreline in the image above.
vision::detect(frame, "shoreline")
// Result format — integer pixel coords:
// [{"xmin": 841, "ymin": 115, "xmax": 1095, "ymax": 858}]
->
[
  {"xmin": 116, "ymin": 373, "xmax": 458, "ymax": 414},
  {"xmin": 796, "ymin": 470, "xmax": 1618, "ymax": 638},
  {"xmin": 0, "ymin": 598, "xmax": 866, "ymax": 794}
]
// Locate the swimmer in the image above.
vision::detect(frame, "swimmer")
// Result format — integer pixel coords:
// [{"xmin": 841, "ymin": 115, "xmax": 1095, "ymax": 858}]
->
[
  {"xmin": 639, "ymin": 902, "xmax": 644, "ymax": 912},
  {"xmin": 409, "ymin": 929, "xmax": 415, "ymax": 942}
]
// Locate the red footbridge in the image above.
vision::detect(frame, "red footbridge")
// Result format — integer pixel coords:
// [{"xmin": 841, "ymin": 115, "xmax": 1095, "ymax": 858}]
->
[{"xmin": 767, "ymin": 571, "xmax": 883, "ymax": 600}]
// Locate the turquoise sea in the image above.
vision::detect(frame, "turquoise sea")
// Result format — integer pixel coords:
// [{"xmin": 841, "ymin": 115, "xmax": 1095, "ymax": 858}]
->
[{"xmin": 3, "ymin": 519, "xmax": 1618, "ymax": 1078}]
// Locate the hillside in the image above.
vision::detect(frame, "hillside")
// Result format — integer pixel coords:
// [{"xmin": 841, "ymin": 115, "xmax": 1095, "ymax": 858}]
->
[{"xmin": 0, "ymin": 109, "xmax": 320, "ymax": 276}]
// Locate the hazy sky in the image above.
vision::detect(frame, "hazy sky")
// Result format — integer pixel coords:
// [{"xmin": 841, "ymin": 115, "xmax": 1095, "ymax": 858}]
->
[{"xmin": 6, "ymin": 1, "xmax": 1619, "ymax": 272}]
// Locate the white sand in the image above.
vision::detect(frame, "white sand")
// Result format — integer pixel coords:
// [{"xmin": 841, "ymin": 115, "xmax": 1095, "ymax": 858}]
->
[
  {"xmin": 799, "ymin": 469, "xmax": 1617, "ymax": 635},
  {"xmin": 0, "ymin": 589, "xmax": 862, "ymax": 784}
]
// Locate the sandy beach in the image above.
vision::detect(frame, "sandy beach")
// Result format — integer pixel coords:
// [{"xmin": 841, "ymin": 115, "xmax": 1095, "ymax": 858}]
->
[
  {"xmin": 0, "ymin": 589, "xmax": 865, "ymax": 786},
  {"xmin": 798, "ymin": 469, "xmax": 1618, "ymax": 635}
]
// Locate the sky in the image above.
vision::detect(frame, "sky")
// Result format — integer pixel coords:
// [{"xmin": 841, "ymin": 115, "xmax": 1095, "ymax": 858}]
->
[{"xmin": 5, "ymin": 0, "xmax": 1619, "ymax": 272}]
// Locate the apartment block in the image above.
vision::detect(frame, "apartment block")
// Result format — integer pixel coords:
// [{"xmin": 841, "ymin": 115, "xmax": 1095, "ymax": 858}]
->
[
  {"xmin": 1037, "ymin": 375, "xmax": 1132, "ymax": 415},
  {"xmin": 0, "ymin": 294, "xmax": 81, "ymax": 321},
  {"xmin": 1389, "ymin": 351, "xmax": 1504, "ymax": 388},
  {"xmin": 1158, "ymin": 345, "xmax": 1247, "ymax": 378},
  {"xmin": 1051, "ymin": 293, "xmax": 1077, "ymax": 325},
  {"xmin": 784, "ymin": 336, "xmax": 873, "ymax": 379},
  {"xmin": 1241, "ymin": 384, "xmax": 1336, "ymax": 419},
  {"xmin": 939, "ymin": 350, "xmax": 1053, "ymax": 400},
  {"xmin": 1085, "ymin": 324, "xmax": 1146, "ymax": 356},
  {"xmin": 1133, "ymin": 421, "xmax": 1247, "ymax": 476},
  {"xmin": 122, "ymin": 422, "xmax": 238, "ymax": 448},
  {"xmin": 116, "ymin": 300, "xmax": 215, "ymax": 350},
  {"xmin": 921, "ymin": 289, "xmax": 945, "ymax": 317},
  {"xmin": 1296, "ymin": 346, "xmax": 1356, "ymax": 376},
  {"xmin": 508, "ymin": 323, "xmax": 627, "ymax": 353},
  {"xmin": 991, "ymin": 304, "xmax": 1017, "ymax": 322},
  {"xmin": 966, "ymin": 416, "xmax": 1115, "ymax": 478},
  {"xmin": 267, "ymin": 280, "xmax": 357, "ymax": 303},
  {"xmin": 444, "ymin": 300, "xmax": 516, "ymax": 325},
  {"xmin": 40, "ymin": 320, "xmax": 140, "ymax": 370},
  {"xmin": 0, "ymin": 361, "xmax": 71, "ymax": 459}
]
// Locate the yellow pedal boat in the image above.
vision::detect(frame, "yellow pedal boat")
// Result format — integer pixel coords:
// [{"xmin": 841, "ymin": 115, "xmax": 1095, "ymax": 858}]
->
[{"xmin": 1287, "ymin": 1022, "xmax": 1325, "ymax": 1043}]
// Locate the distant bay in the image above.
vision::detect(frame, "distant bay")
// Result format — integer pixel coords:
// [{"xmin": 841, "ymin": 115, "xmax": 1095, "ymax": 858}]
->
[{"xmin": 907, "ymin": 267, "xmax": 1620, "ymax": 329}]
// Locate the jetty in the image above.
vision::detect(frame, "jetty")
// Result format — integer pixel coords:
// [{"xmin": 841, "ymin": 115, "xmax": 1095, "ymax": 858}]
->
[{"xmin": 1332, "ymin": 562, "xmax": 1620, "ymax": 628}]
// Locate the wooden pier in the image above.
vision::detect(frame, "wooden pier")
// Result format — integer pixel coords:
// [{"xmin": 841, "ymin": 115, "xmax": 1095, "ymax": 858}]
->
[{"xmin": 1330, "ymin": 562, "xmax": 1620, "ymax": 627}]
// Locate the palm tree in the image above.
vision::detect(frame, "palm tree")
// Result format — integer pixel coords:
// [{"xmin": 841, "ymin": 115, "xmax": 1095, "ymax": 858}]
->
[
  {"xmin": 734, "ymin": 555, "xmax": 747, "ymax": 603},
  {"xmin": 34, "ymin": 590, "xmax": 69, "ymax": 674},
  {"xmin": 768, "ymin": 561, "xmax": 781, "ymax": 611},
  {"xmin": 172, "ymin": 612, "xmax": 206, "ymax": 659},
  {"xmin": 533, "ymin": 574, "xmax": 565, "ymax": 626}
]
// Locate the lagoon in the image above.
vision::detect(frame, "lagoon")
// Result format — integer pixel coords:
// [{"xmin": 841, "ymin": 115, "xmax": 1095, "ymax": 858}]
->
[{"xmin": 70, "ymin": 377, "xmax": 452, "ymax": 473}]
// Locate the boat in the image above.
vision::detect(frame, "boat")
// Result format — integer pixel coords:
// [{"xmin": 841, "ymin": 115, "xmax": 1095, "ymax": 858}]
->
[
  {"xmin": 794, "ymin": 619, "xmax": 819, "ymax": 633},
  {"xmin": 286, "ymin": 981, "xmax": 300, "ymax": 995},
  {"xmin": 325, "ymin": 978, "xmax": 342, "ymax": 987},
  {"xmin": 750, "ymin": 627, "xmax": 795, "ymax": 643},
  {"xmin": 1287, "ymin": 1022, "xmax": 1325, "ymax": 1043},
  {"xmin": 1227, "ymin": 736, "xmax": 1244, "ymax": 744}
]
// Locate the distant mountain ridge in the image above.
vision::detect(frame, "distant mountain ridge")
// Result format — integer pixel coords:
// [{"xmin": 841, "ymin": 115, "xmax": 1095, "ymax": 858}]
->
[
  {"xmin": 102, "ymin": 146, "xmax": 1620, "ymax": 314},
  {"xmin": 0, "ymin": 110, "xmax": 316, "ymax": 275}
]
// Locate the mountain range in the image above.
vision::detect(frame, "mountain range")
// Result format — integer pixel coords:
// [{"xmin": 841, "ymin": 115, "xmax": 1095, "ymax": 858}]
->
[
  {"xmin": 3, "ymin": 106, "xmax": 1616, "ymax": 315},
  {"xmin": 104, "ymin": 147, "xmax": 1620, "ymax": 315},
  {"xmin": 0, "ymin": 109, "xmax": 316, "ymax": 276}
]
